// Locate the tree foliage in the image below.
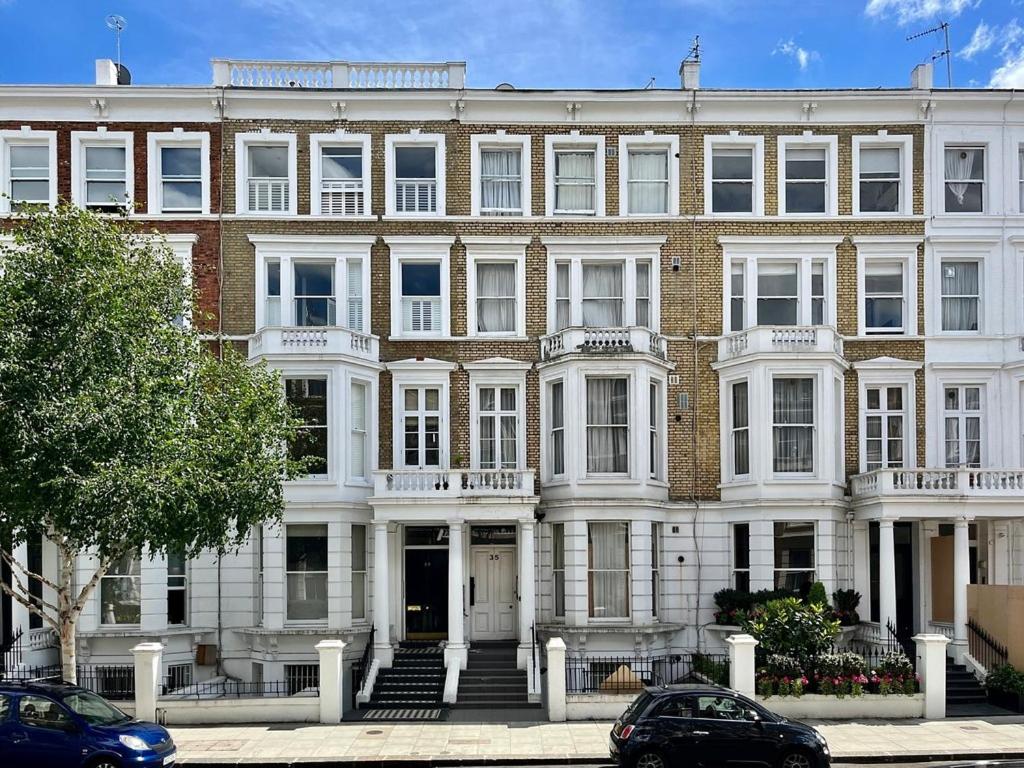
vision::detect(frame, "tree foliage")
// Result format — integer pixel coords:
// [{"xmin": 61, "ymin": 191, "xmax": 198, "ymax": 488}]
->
[
  {"xmin": 0, "ymin": 204, "xmax": 303, "ymax": 680},
  {"xmin": 741, "ymin": 597, "xmax": 841, "ymax": 667}
]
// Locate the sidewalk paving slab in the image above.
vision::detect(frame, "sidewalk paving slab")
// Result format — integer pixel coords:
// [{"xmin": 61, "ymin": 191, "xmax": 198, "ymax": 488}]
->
[{"xmin": 172, "ymin": 716, "xmax": 1024, "ymax": 767}]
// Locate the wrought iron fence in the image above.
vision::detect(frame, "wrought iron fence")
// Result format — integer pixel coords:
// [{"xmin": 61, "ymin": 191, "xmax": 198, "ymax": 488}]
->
[
  {"xmin": 160, "ymin": 679, "xmax": 318, "ymax": 699},
  {"xmin": 565, "ymin": 652, "xmax": 730, "ymax": 695},
  {"xmin": 968, "ymin": 618, "xmax": 1008, "ymax": 671},
  {"xmin": 1, "ymin": 663, "xmax": 136, "ymax": 700}
]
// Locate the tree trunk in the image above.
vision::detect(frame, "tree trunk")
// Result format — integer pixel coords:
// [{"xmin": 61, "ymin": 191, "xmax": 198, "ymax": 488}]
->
[
  {"xmin": 58, "ymin": 544, "xmax": 76, "ymax": 684},
  {"xmin": 59, "ymin": 612, "xmax": 77, "ymax": 684}
]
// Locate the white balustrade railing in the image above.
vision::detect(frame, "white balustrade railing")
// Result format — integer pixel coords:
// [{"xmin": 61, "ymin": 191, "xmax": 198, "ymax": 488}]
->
[
  {"xmin": 927, "ymin": 621, "xmax": 955, "ymax": 640},
  {"xmin": 28, "ymin": 627, "xmax": 57, "ymax": 651},
  {"xmin": 851, "ymin": 467, "xmax": 1024, "ymax": 498},
  {"xmin": 373, "ymin": 469, "xmax": 535, "ymax": 498},
  {"xmin": 212, "ymin": 59, "xmax": 466, "ymax": 89},
  {"xmin": 247, "ymin": 326, "xmax": 378, "ymax": 362},
  {"xmin": 718, "ymin": 326, "xmax": 842, "ymax": 361},
  {"xmin": 540, "ymin": 327, "xmax": 668, "ymax": 361}
]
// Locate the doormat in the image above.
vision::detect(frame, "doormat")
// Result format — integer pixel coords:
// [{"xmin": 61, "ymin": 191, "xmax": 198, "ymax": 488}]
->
[{"xmin": 360, "ymin": 708, "xmax": 446, "ymax": 721}]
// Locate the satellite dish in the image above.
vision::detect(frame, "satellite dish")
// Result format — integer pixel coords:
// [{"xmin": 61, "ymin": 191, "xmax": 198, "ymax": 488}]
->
[{"xmin": 495, "ymin": 82, "xmax": 516, "ymax": 91}]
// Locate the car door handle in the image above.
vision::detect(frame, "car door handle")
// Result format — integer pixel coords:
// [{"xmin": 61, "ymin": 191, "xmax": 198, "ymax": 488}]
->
[
  {"xmin": 10, "ymin": 731, "xmax": 27, "ymax": 743},
  {"xmin": 693, "ymin": 730, "xmax": 710, "ymax": 736}
]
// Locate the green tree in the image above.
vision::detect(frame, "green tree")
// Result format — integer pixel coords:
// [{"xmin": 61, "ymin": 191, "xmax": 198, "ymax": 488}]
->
[{"xmin": 0, "ymin": 205, "xmax": 303, "ymax": 682}]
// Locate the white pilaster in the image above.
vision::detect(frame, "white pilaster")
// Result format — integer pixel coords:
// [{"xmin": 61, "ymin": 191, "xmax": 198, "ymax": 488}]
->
[
  {"xmin": 131, "ymin": 642, "xmax": 163, "ymax": 723},
  {"xmin": 315, "ymin": 639, "xmax": 346, "ymax": 723},
  {"xmin": 878, "ymin": 519, "xmax": 897, "ymax": 640},
  {"xmin": 953, "ymin": 517, "xmax": 970, "ymax": 661},
  {"xmin": 852, "ymin": 521, "xmax": 870, "ymax": 615},
  {"xmin": 748, "ymin": 519, "xmax": 775, "ymax": 591},
  {"xmin": 372, "ymin": 522, "xmax": 393, "ymax": 666},
  {"xmin": 546, "ymin": 636, "xmax": 567, "ymax": 722},
  {"xmin": 563, "ymin": 519, "xmax": 588, "ymax": 625},
  {"xmin": 517, "ymin": 519, "xmax": 537, "ymax": 673},
  {"xmin": 140, "ymin": 551, "xmax": 167, "ymax": 633},
  {"xmin": 445, "ymin": 521, "xmax": 467, "ymax": 669},
  {"xmin": 262, "ymin": 526, "xmax": 284, "ymax": 631},
  {"xmin": 914, "ymin": 633, "xmax": 951, "ymax": 719},
  {"xmin": 726, "ymin": 633, "xmax": 759, "ymax": 699},
  {"xmin": 817, "ymin": 519, "xmax": 837, "ymax": 597}
]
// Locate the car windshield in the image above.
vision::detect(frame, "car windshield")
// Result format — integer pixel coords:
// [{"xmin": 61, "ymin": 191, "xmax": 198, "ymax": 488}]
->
[
  {"xmin": 621, "ymin": 691, "xmax": 655, "ymax": 723},
  {"xmin": 61, "ymin": 691, "xmax": 130, "ymax": 725}
]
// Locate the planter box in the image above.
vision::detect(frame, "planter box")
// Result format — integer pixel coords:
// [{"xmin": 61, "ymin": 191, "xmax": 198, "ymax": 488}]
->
[
  {"xmin": 987, "ymin": 689, "xmax": 1024, "ymax": 713},
  {"xmin": 756, "ymin": 693, "xmax": 924, "ymax": 720}
]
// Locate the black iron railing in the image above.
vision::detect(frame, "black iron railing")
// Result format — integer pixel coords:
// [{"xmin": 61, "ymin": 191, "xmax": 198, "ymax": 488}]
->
[
  {"xmin": 161, "ymin": 679, "xmax": 317, "ymax": 699},
  {"xmin": 351, "ymin": 625, "xmax": 375, "ymax": 709},
  {"xmin": 565, "ymin": 652, "xmax": 730, "ymax": 695},
  {"xmin": 2, "ymin": 663, "xmax": 136, "ymax": 700},
  {"xmin": 968, "ymin": 618, "xmax": 1008, "ymax": 671},
  {"xmin": 0, "ymin": 627, "xmax": 24, "ymax": 675}
]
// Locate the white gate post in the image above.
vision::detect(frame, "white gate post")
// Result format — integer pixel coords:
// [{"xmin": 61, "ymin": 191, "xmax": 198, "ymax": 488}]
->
[
  {"xmin": 546, "ymin": 637, "xmax": 567, "ymax": 722},
  {"xmin": 131, "ymin": 642, "xmax": 163, "ymax": 723},
  {"xmin": 726, "ymin": 634, "xmax": 759, "ymax": 699},
  {"xmin": 914, "ymin": 633, "xmax": 950, "ymax": 719},
  {"xmin": 316, "ymin": 639, "xmax": 347, "ymax": 723}
]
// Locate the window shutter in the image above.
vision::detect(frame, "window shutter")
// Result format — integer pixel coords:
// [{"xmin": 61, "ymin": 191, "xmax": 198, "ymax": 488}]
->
[{"xmin": 347, "ymin": 260, "xmax": 363, "ymax": 331}]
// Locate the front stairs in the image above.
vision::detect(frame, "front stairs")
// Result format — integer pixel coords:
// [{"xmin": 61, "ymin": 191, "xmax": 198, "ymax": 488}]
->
[
  {"xmin": 362, "ymin": 644, "xmax": 445, "ymax": 719},
  {"xmin": 454, "ymin": 641, "xmax": 541, "ymax": 710},
  {"xmin": 946, "ymin": 656, "xmax": 987, "ymax": 708}
]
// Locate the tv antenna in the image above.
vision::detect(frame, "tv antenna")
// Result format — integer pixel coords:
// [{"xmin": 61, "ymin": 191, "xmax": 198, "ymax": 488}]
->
[
  {"xmin": 906, "ymin": 20, "xmax": 951, "ymax": 87},
  {"xmin": 643, "ymin": 76, "xmax": 656, "ymax": 89},
  {"xmin": 686, "ymin": 35, "xmax": 701, "ymax": 62},
  {"xmin": 105, "ymin": 14, "xmax": 127, "ymax": 70}
]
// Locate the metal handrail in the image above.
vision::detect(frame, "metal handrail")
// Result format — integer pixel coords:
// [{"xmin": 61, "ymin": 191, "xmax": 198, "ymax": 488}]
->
[
  {"xmin": 0, "ymin": 627, "xmax": 24, "ymax": 675},
  {"xmin": 968, "ymin": 617, "xmax": 1008, "ymax": 671}
]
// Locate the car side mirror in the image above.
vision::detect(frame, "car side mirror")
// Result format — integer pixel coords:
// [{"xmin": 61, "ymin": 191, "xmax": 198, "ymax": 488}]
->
[{"xmin": 748, "ymin": 711, "xmax": 763, "ymax": 726}]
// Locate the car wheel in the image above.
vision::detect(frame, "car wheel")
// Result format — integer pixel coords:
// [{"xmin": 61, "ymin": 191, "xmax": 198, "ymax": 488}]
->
[
  {"xmin": 779, "ymin": 749, "xmax": 813, "ymax": 768},
  {"xmin": 89, "ymin": 758, "xmax": 122, "ymax": 768},
  {"xmin": 635, "ymin": 751, "xmax": 667, "ymax": 768}
]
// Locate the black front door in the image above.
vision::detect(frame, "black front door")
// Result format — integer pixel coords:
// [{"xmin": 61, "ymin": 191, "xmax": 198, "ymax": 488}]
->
[{"xmin": 405, "ymin": 549, "xmax": 448, "ymax": 640}]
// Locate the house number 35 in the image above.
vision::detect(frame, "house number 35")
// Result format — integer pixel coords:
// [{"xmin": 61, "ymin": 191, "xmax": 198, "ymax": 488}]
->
[{"xmin": 489, "ymin": 554, "xmax": 500, "ymax": 561}]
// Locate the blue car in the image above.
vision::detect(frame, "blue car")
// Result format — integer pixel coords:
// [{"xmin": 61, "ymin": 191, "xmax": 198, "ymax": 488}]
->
[{"xmin": 0, "ymin": 680, "xmax": 176, "ymax": 768}]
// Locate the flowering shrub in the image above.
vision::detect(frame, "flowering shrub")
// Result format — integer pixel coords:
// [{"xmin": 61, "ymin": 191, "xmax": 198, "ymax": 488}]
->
[{"xmin": 757, "ymin": 650, "xmax": 918, "ymax": 698}]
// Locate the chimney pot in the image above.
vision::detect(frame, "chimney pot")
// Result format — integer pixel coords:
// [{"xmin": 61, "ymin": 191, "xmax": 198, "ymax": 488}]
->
[
  {"xmin": 679, "ymin": 59, "xmax": 700, "ymax": 90},
  {"xmin": 911, "ymin": 62, "xmax": 933, "ymax": 90},
  {"xmin": 95, "ymin": 59, "xmax": 119, "ymax": 86}
]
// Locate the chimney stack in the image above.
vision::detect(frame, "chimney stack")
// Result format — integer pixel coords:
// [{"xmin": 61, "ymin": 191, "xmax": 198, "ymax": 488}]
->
[
  {"xmin": 95, "ymin": 59, "xmax": 119, "ymax": 86},
  {"xmin": 911, "ymin": 62, "xmax": 933, "ymax": 90},
  {"xmin": 680, "ymin": 59, "xmax": 700, "ymax": 90}
]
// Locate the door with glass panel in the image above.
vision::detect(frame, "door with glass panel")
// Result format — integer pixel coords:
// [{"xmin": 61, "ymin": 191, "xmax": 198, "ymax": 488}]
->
[
  {"xmin": 402, "ymin": 387, "xmax": 441, "ymax": 467},
  {"xmin": 478, "ymin": 387, "xmax": 517, "ymax": 470}
]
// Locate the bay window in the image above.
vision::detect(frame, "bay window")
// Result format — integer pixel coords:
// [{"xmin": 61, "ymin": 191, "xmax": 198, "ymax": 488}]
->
[
  {"xmin": 402, "ymin": 387, "xmax": 441, "ymax": 467},
  {"xmin": 772, "ymin": 378, "xmax": 814, "ymax": 473},
  {"xmin": 865, "ymin": 386, "xmax": 904, "ymax": 470},
  {"xmin": 350, "ymin": 382, "xmax": 368, "ymax": 481},
  {"xmin": 555, "ymin": 263, "xmax": 571, "ymax": 330},
  {"xmin": 478, "ymin": 387, "xmax": 518, "ymax": 469},
  {"xmin": 731, "ymin": 381, "xmax": 750, "ymax": 476},
  {"xmin": 586, "ymin": 377, "xmax": 629, "ymax": 474},
  {"xmin": 286, "ymin": 524, "xmax": 328, "ymax": 621},
  {"xmin": 265, "ymin": 261, "xmax": 281, "ymax": 325},
  {"xmin": 552, "ymin": 523, "xmax": 565, "ymax": 618},
  {"xmin": 940, "ymin": 261, "xmax": 980, "ymax": 332},
  {"xmin": 550, "ymin": 380, "xmax": 565, "ymax": 476},
  {"xmin": 811, "ymin": 263, "xmax": 825, "ymax": 325},
  {"xmin": 352, "ymin": 524, "xmax": 367, "ymax": 621},
  {"xmin": 944, "ymin": 146, "xmax": 984, "ymax": 213},
  {"xmin": 864, "ymin": 262, "xmax": 905, "ymax": 333},
  {"xmin": 757, "ymin": 263, "xmax": 798, "ymax": 325},
  {"xmin": 582, "ymin": 263, "xmax": 624, "ymax": 326},
  {"xmin": 285, "ymin": 377, "xmax": 328, "ymax": 476},
  {"xmin": 636, "ymin": 262, "xmax": 651, "ymax": 327},
  {"xmin": 294, "ymin": 262, "xmax": 336, "ymax": 326},
  {"xmin": 651, "ymin": 523, "xmax": 662, "ymax": 619},
  {"xmin": 100, "ymin": 553, "xmax": 141, "ymax": 625},
  {"xmin": 588, "ymin": 521, "xmax": 630, "ymax": 619},
  {"xmin": 774, "ymin": 522, "xmax": 815, "ymax": 594},
  {"xmin": 944, "ymin": 385, "xmax": 982, "ymax": 468},
  {"xmin": 730, "ymin": 264, "xmax": 745, "ymax": 332},
  {"xmin": 726, "ymin": 250, "xmax": 835, "ymax": 331},
  {"xmin": 649, "ymin": 381, "xmax": 662, "ymax": 480}
]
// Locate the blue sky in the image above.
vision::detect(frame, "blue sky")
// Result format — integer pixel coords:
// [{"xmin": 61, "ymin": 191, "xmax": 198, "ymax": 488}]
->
[{"xmin": 1, "ymin": 0, "xmax": 1023, "ymax": 89}]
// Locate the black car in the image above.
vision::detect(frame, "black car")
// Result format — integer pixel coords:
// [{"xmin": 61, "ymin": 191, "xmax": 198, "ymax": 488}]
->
[{"xmin": 609, "ymin": 684, "xmax": 830, "ymax": 768}]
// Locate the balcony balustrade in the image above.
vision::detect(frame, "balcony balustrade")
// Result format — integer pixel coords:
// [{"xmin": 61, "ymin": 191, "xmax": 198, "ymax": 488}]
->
[
  {"xmin": 540, "ymin": 326, "xmax": 668, "ymax": 361},
  {"xmin": 212, "ymin": 59, "xmax": 466, "ymax": 89},
  {"xmin": 372, "ymin": 469, "xmax": 536, "ymax": 499},
  {"xmin": 717, "ymin": 325, "xmax": 843, "ymax": 362},
  {"xmin": 248, "ymin": 326, "xmax": 378, "ymax": 363},
  {"xmin": 851, "ymin": 467, "xmax": 1024, "ymax": 499}
]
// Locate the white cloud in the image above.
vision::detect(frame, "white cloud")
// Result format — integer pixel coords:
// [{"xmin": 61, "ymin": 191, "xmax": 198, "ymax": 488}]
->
[
  {"xmin": 982, "ymin": 19, "xmax": 1024, "ymax": 87},
  {"xmin": 772, "ymin": 39, "xmax": 819, "ymax": 71},
  {"xmin": 959, "ymin": 21, "xmax": 994, "ymax": 60},
  {"xmin": 864, "ymin": 0, "xmax": 978, "ymax": 26}
]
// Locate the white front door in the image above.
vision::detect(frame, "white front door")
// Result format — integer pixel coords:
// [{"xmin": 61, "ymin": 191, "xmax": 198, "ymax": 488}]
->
[{"xmin": 470, "ymin": 547, "xmax": 516, "ymax": 640}]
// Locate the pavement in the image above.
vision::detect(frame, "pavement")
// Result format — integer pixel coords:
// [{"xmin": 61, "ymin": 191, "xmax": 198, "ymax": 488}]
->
[{"xmin": 171, "ymin": 716, "xmax": 1024, "ymax": 766}]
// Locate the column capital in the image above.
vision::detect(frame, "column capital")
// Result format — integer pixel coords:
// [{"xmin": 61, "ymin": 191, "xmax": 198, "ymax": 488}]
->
[
  {"xmin": 879, "ymin": 518, "xmax": 896, "ymax": 528},
  {"xmin": 955, "ymin": 516, "xmax": 973, "ymax": 526},
  {"xmin": 373, "ymin": 520, "xmax": 389, "ymax": 533},
  {"xmin": 449, "ymin": 520, "xmax": 464, "ymax": 531},
  {"xmin": 519, "ymin": 518, "xmax": 536, "ymax": 531}
]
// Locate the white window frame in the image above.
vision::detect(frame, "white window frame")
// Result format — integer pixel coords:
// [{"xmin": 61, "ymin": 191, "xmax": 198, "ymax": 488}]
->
[
  {"xmin": 351, "ymin": 523, "xmax": 368, "ymax": 622},
  {"xmin": 731, "ymin": 522, "xmax": 751, "ymax": 591},
  {"xmin": 777, "ymin": 134, "xmax": 838, "ymax": 217},
  {"xmin": 465, "ymin": 359, "xmax": 530, "ymax": 471},
  {"xmin": 542, "ymin": 237, "xmax": 664, "ymax": 333},
  {"xmin": 387, "ymin": 236, "xmax": 454, "ymax": 339},
  {"xmin": 939, "ymin": 258, "xmax": 982, "ymax": 335},
  {"xmin": 587, "ymin": 520, "xmax": 631, "ymax": 621},
  {"xmin": 943, "ymin": 144, "xmax": 986, "ymax": 214},
  {"xmin": 721, "ymin": 237, "xmax": 841, "ymax": 331},
  {"xmin": 284, "ymin": 374, "xmax": 332, "ymax": 480},
  {"xmin": 0, "ymin": 128, "xmax": 57, "ymax": 213},
  {"xmin": 99, "ymin": 552, "xmax": 142, "ymax": 627},
  {"xmin": 728, "ymin": 377, "xmax": 751, "ymax": 480},
  {"xmin": 703, "ymin": 134, "xmax": 765, "ymax": 217},
  {"xmin": 70, "ymin": 129, "xmax": 134, "ymax": 210},
  {"xmin": 618, "ymin": 133, "xmax": 679, "ymax": 217},
  {"xmin": 853, "ymin": 358, "xmax": 920, "ymax": 474},
  {"xmin": 863, "ymin": 385, "xmax": 907, "ymax": 471},
  {"xmin": 544, "ymin": 133, "xmax": 606, "ymax": 217},
  {"xmin": 388, "ymin": 359, "xmax": 455, "ymax": 469},
  {"xmin": 852, "ymin": 134, "xmax": 913, "ymax": 217},
  {"xmin": 166, "ymin": 550, "xmax": 189, "ymax": 626},
  {"xmin": 464, "ymin": 237, "xmax": 528, "ymax": 338},
  {"xmin": 310, "ymin": 132, "xmax": 372, "ymax": 217},
  {"xmin": 146, "ymin": 130, "xmax": 211, "ymax": 215},
  {"xmin": 943, "ymin": 383, "xmax": 985, "ymax": 468},
  {"xmin": 385, "ymin": 132, "xmax": 446, "ymax": 217},
  {"xmin": 548, "ymin": 378, "xmax": 567, "ymax": 480},
  {"xmin": 771, "ymin": 375, "xmax": 816, "ymax": 476},
  {"xmin": 585, "ymin": 374, "xmax": 631, "ymax": 477},
  {"xmin": 773, "ymin": 521, "xmax": 817, "ymax": 592},
  {"xmin": 651, "ymin": 522, "xmax": 662, "ymax": 619},
  {"xmin": 346, "ymin": 375, "xmax": 374, "ymax": 486},
  {"xmin": 648, "ymin": 378, "xmax": 666, "ymax": 481},
  {"xmin": 551, "ymin": 522, "xmax": 565, "ymax": 619},
  {"xmin": 284, "ymin": 523, "xmax": 329, "ymax": 625},
  {"xmin": 853, "ymin": 236, "xmax": 919, "ymax": 337},
  {"xmin": 470, "ymin": 133, "xmax": 531, "ymax": 217},
  {"xmin": 250, "ymin": 235, "xmax": 373, "ymax": 331},
  {"xmin": 235, "ymin": 131, "xmax": 297, "ymax": 216}
]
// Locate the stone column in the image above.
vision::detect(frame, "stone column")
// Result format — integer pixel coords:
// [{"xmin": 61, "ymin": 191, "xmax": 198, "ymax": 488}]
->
[
  {"xmin": 953, "ymin": 518, "xmax": 970, "ymax": 661},
  {"xmin": 518, "ymin": 519, "xmax": 537, "ymax": 673},
  {"xmin": 445, "ymin": 521, "xmax": 467, "ymax": 669},
  {"xmin": 131, "ymin": 642, "xmax": 163, "ymax": 723},
  {"xmin": 914, "ymin": 633, "xmax": 951, "ymax": 719},
  {"xmin": 852, "ymin": 520, "xmax": 871, "ymax": 614},
  {"xmin": 546, "ymin": 637, "xmax": 567, "ymax": 722},
  {"xmin": 315, "ymin": 639, "xmax": 346, "ymax": 723},
  {"xmin": 372, "ymin": 522, "xmax": 393, "ymax": 666},
  {"xmin": 878, "ymin": 519, "xmax": 897, "ymax": 640},
  {"xmin": 726, "ymin": 634, "xmax": 759, "ymax": 699}
]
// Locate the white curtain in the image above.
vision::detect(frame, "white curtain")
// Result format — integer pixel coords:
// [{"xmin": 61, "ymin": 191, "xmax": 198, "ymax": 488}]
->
[
  {"xmin": 965, "ymin": 417, "xmax": 981, "ymax": 466},
  {"xmin": 944, "ymin": 417, "xmax": 960, "ymax": 467},
  {"xmin": 628, "ymin": 150, "xmax": 668, "ymax": 214},
  {"xmin": 555, "ymin": 151, "xmax": 595, "ymax": 212},
  {"xmin": 481, "ymin": 149, "xmax": 522, "ymax": 212},
  {"xmin": 772, "ymin": 379, "xmax": 814, "ymax": 472},
  {"xmin": 500, "ymin": 415, "xmax": 517, "ymax": 467},
  {"xmin": 941, "ymin": 262, "xmax": 979, "ymax": 331},
  {"xmin": 588, "ymin": 522, "xmax": 629, "ymax": 618},
  {"xmin": 582, "ymin": 264, "xmax": 623, "ymax": 326},
  {"xmin": 944, "ymin": 147, "xmax": 977, "ymax": 204},
  {"xmin": 587, "ymin": 378, "xmax": 629, "ymax": 473},
  {"xmin": 477, "ymin": 263, "xmax": 516, "ymax": 332},
  {"xmin": 636, "ymin": 262, "xmax": 651, "ymax": 327}
]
